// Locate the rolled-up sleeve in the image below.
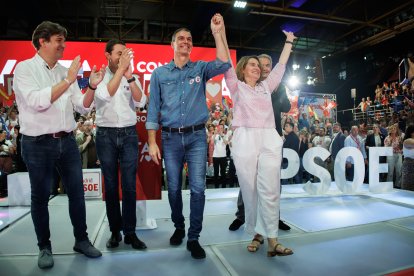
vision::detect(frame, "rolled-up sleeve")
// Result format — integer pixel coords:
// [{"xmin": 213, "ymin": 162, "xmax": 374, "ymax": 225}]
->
[
  {"xmin": 145, "ymin": 70, "xmax": 161, "ymax": 130},
  {"xmin": 205, "ymin": 59, "xmax": 231, "ymax": 80},
  {"xmin": 71, "ymin": 84, "xmax": 93, "ymax": 115},
  {"xmin": 13, "ymin": 63, "xmax": 52, "ymax": 111},
  {"xmin": 132, "ymin": 78, "xmax": 147, "ymax": 108}
]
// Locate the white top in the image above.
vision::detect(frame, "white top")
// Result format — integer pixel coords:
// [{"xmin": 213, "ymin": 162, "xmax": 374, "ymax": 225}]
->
[
  {"xmin": 212, "ymin": 134, "xmax": 227, "ymax": 158},
  {"xmin": 0, "ymin": 139, "xmax": 14, "ymax": 156},
  {"xmin": 344, "ymin": 134, "xmax": 367, "ymax": 163},
  {"xmin": 312, "ymin": 135, "xmax": 331, "ymax": 150},
  {"xmin": 6, "ymin": 118, "xmax": 19, "ymax": 128},
  {"xmin": 403, "ymin": 146, "xmax": 414, "ymax": 159},
  {"xmin": 94, "ymin": 68, "xmax": 147, "ymax": 128},
  {"xmin": 13, "ymin": 54, "xmax": 92, "ymax": 136}
]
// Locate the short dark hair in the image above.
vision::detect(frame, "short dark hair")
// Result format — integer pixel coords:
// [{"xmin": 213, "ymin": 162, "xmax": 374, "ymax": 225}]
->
[
  {"xmin": 285, "ymin": 122, "xmax": 294, "ymax": 128},
  {"xmin": 404, "ymin": 125, "xmax": 414, "ymax": 141},
  {"xmin": 105, "ymin": 39, "xmax": 126, "ymax": 54},
  {"xmin": 171, "ymin": 28, "xmax": 191, "ymax": 42},
  {"xmin": 32, "ymin": 21, "xmax": 67, "ymax": 50}
]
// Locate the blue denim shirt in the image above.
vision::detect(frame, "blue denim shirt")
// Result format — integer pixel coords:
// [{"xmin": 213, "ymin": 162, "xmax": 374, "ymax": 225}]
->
[{"xmin": 146, "ymin": 59, "xmax": 231, "ymax": 130}]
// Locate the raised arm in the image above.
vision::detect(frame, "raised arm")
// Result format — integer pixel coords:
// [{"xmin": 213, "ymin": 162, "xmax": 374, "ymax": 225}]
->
[
  {"xmin": 211, "ymin": 14, "xmax": 229, "ymax": 63},
  {"xmin": 279, "ymin": 30, "xmax": 296, "ymax": 65},
  {"xmin": 106, "ymin": 48, "xmax": 132, "ymax": 96}
]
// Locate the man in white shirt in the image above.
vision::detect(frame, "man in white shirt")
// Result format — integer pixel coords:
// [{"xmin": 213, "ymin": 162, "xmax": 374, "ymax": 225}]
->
[
  {"xmin": 13, "ymin": 21, "xmax": 105, "ymax": 269},
  {"xmin": 94, "ymin": 39, "xmax": 147, "ymax": 251},
  {"xmin": 344, "ymin": 125, "xmax": 367, "ymax": 181}
]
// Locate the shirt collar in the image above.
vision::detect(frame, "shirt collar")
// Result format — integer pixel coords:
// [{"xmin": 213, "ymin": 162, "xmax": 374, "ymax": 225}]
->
[
  {"xmin": 105, "ymin": 67, "xmax": 115, "ymax": 76},
  {"xmin": 166, "ymin": 59, "xmax": 194, "ymax": 71},
  {"xmin": 35, "ymin": 53, "xmax": 58, "ymax": 70}
]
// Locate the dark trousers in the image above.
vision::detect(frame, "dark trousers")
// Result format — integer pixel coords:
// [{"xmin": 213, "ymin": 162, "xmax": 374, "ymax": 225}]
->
[
  {"xmin": 96, "ymin": 126, "xmax": 138, "ymax": 235},
  {"xmin": 213, "ymin": 157, "xmax": 227, "ymax": 188},
  {"xmin": 346, "ymin": 164, "xmax": 354, "ymax": 181},
  {"xmin": 22, "ymin": 134, "xmax": 88, "ymax": 250}
]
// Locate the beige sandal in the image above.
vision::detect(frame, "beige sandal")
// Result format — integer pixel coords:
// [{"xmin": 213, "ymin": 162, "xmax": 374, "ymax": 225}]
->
[
  {"xmin": 267, "ymin": 243, "xmax": 293, "ymax": 257},
  {"xmin": 247, "ymin": 234, "xmax": 264, "ymax": 253}
]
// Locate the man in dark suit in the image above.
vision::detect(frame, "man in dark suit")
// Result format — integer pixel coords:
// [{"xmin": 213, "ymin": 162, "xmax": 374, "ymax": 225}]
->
[
  {"xmin": 328, "ymin": 122, "xmax": 346, "ymax": 180},
  {"xmin": 282, "ymin": 122, "xmax": 300, "ymax": 184},
  {"xmin": 365, "ymin": 124, "xmax": 386, "ymax": 181},
  {"xmin": 229, "ymin": 54, "xmax": 291, "ymax": 231}
]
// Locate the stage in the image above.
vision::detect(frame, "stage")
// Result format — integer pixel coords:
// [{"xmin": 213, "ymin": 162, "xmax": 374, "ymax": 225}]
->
[{"xmin": 1, "ymin": 183, "xmax": 414, "ymax": 276}]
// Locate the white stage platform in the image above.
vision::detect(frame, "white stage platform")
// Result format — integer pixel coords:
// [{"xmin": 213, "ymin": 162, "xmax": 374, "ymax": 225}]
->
[{"xmin": 1, "ymin": 183, "xmax": 414, "ymax": 276}]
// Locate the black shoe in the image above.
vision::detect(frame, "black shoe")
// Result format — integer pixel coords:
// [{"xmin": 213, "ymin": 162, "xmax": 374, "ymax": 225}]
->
[
  {"xmin": 279, "ymin": 220, "xmax": 291, "ymax": 231},
  {"xmin": 106, "ymin": 232, "xmax": 122, "ymax": 248},
  {"xmin": 124, "ymin": 233, "xmax": 147, "ymax": 250},
  {"xmin": 229, "ymin": 219, "xmax": 244, "ymax": 231},
  {"xmin": 187, "ymin": 240, "xmax": 206, "ymax": 259},
  {"xmin": 170, "ymin": 229, "xmax": 185, "ymax": 246},
  {"xmin": 73, "ymin": 240, "xmax": 102, "ymax": 258},
  {"xmin": 38, "ymin": 248, "xmax": 54, "ymax": 269}
]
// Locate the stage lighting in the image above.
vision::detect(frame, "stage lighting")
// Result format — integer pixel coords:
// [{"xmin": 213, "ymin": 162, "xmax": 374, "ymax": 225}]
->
[
  {"xmin": 307, "ymin": 77, "xmax": 314, "ymax": 85},
  {"xmin": 234, "ymin": 1, "xmax": 247, "ymax": 8},
  {"xmin": 288, "ymin": 75, "xmax": 299, "ymax": 88},
  {"xmin": 292, "ymin": 63, "xmax": 300, "ymax": 70}
]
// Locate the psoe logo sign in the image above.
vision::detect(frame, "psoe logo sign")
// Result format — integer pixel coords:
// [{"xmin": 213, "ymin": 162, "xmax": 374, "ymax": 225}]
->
[
  {"xmin": 139, "ymin": 142, "xmax": 152, "ymax": 162},
  {"xmin": 137, "ymin": 115, "xmax": 147, "ymax": 122}
]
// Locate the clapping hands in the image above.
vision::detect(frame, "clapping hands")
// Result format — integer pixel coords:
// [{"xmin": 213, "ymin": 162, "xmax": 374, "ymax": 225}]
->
[{"xmin": 89, "ymin": 64, "xmax": 106, "ymax": 88}]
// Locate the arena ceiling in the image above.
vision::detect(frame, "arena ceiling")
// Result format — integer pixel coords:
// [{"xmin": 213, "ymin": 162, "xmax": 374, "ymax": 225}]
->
[{"xmin": 2, "ymin": 0, "xmax": 414, "ymax": 57}]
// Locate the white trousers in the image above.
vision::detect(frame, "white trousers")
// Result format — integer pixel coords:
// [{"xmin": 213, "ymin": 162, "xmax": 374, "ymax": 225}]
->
[{"xmin": 232, "ymin": 127, "xmax": 283, "ymax": 238}]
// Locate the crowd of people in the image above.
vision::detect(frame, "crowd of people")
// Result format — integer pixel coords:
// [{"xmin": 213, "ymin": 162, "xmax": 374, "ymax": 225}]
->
[{"xmin": 1, "ymin": 13, "xmax": 414, "ymax": 270}]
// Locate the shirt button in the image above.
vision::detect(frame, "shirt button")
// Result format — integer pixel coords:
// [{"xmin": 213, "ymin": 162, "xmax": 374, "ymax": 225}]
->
[{"xmin": 182, "ymin": 102, "xmax": 184, "ymax": 104}]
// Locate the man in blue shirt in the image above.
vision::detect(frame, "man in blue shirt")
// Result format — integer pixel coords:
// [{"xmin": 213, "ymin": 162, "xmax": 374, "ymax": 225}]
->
[
  {"xmin": 146, "ymin": 14, "xmax": 230, "ymax": 259},
  {"xmin": 298, "ymin": 112, "xmax": 310, "ymax": 131}
]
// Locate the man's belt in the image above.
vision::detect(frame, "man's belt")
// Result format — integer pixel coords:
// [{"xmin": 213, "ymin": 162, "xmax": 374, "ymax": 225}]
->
[
  {"xmin": 161, "ymin": 124, "xmax": 205, "ymax": 134},
  {"xmin": 48, "ymin": 131, "xmax": 73, "ymax": 138}
]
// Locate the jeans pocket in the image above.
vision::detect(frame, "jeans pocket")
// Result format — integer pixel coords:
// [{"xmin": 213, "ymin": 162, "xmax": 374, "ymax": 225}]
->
[
  {"xmin": 161, "ymin": 131, "xmax": 170, "ymax": 140},
  {"xmin": 96, "ymin": 128, "xmax": 107, "ymax": 137},
  {"xmin": 125, "ymin": 127, "xmax": 138, "ymax": 137}
]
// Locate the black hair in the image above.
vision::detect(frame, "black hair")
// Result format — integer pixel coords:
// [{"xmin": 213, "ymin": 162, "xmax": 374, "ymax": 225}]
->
[
  {"xmin": 105, "ymin": 39, "xmax": 126, "ymax": 54},
  {"xmin": 32, "ymin": 21, "xmax": 67, "ymax": 50}
]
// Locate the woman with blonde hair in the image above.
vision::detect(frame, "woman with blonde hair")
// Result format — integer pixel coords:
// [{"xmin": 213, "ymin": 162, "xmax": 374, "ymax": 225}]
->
[{"xmin": 218, "ymin": 14, "xmax": 295, "ymax": 257}]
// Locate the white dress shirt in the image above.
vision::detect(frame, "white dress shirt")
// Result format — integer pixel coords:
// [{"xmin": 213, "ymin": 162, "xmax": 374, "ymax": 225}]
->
[
  {"xmin": 94, "ymin": 68, "xmax": 147, "ymax": 127},
  {"xmin": 344, "ymin": 134, "xmax": 367, "ymax": 163},
  {"xmin": 13, "ymin": 54, "xmax": 91, "ymax": 136}
]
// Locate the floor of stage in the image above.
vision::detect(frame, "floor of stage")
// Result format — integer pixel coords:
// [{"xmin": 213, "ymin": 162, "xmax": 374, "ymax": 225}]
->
[{"xmin": 1, "ymin": 183, "xmax": 414, "ymax": 276}]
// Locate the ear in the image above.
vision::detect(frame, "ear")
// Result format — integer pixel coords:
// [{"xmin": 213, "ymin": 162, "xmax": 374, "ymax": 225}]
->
[
  {"xmin": 39, "ymin": 38, "xmax": 46, "ymax": 48},
  {"xmin": 171, "ymin": 41, "xmax": 174, "ymax": 50},
  {"xmin": 104, "ymin": 52, "xmax": 111, "ymax": 61}
]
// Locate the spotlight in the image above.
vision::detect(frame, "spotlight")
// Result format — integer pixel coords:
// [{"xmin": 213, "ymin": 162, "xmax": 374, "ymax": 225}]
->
[
  {"xmin": 234, "ymin": 1, "xmax": 247, "ymax": 8},
  {"xmin": 288, "ymin": 75, "xmax": 299, "ymax": 88},
  {"xmin": 292, "ymin": 63, "xmax": 300, "ymax": 70},
  {"xmin": 307, "ymin": 77, "xmax": 313, "ymax": 85}
]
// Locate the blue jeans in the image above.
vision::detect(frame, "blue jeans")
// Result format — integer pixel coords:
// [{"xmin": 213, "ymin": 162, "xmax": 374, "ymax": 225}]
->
[
  {"xmin": 95, "ymin": 126, "xmax": 138, "ymax": 235},
  {"xmin": 21, "ymin": 134, "xmax": 88, "ymax": 250},
  {"xmin": 162, "ymin": 129, "xmax": 206, "ymax": 241}
]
